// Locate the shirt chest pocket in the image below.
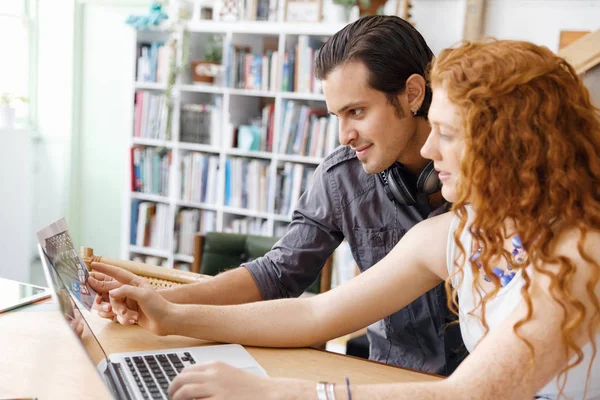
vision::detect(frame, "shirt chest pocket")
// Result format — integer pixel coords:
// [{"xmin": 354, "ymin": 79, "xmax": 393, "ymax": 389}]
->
[{"xmin": 351, "ymin": 227, "xmax": 406, "ymax": 271}]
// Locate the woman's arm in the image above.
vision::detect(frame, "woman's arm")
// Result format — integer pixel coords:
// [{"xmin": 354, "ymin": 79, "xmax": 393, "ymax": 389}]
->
[
  {"xmin": 322, "ymin": 228, "xmax": 600, "ymax": 399},
  {"xmin": 109, "ymin": 213, "xmax": 452, "ymax": 345}
]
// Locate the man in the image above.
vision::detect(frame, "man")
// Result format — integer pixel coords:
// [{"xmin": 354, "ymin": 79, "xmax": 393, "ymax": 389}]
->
[{"xmin": 91, "ymin": 15, "xmax": 464, "ymax": 375}]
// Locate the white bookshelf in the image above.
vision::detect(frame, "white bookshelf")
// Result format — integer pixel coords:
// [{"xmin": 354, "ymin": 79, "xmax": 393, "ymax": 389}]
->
[{"xmin": 123, "ymin": 21, "xmax": 342, "ymax": 269}]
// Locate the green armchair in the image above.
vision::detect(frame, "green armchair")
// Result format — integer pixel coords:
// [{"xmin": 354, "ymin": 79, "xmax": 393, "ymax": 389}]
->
[{"xmin": 192, "ymin": 232, "xmax": 333, "ymax": 294}]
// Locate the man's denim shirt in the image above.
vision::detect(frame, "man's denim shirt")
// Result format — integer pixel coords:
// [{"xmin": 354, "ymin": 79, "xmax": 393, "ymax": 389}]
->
[{"xmin": 245, "ymin": 146, "xmax": 463, "ymax": 375}]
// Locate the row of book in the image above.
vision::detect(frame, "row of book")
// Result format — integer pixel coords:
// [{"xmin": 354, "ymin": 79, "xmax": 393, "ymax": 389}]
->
[
  {"xmin": 225, "ymin": 45, "xmax": 279, "ymax": 91},
  {"xmin": 222, "ymin": 36, "xmax": 323, "ymax": 93},
  {"xmin": 136, "ymin": 35, "xmax": 323, "ymax": 93},
  {"xmin": 131, "ymin": 146, "xmax": 171, "ymax": 195},
  {"xmin": 180, "ymin": 100, "xmax": 223, "ymax": 145},
  {"xmin": 181, "ymin": 153, "xmax": 220, "ymax": 204},
  {"xmin": 224, "ymin": 158, "xmax": 270, "ymax": 211},
  {"xmin": 274, "ymin": 162, "xmax": 316, "ymax": 215},
  {"xmin": 173, "ymin": 209, "xmax": 217, "ymax": 255},
  {"xmin": 134, "ymin": 91, "xmax": 168, "ymax": 140},
  {"xmin": 282, "ymin": 35, "xmax": 324, "ymax": 93},
  {"xmin": 136, "ymin": 41, "xmax": 170, "ymax": 83},
  {"xmin": 130, "ymin": 201, "xmax": 170, "ymax": 250},
  {"xmin": 278, "ymin": 101, "xmax": 340, "ymax": 157},
  {"xmin": 232, "ymin": 103, "xmax": 275, "ymax": 152}
]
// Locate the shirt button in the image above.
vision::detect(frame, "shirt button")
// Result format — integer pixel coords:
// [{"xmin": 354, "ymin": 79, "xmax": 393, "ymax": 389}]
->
[{"xmin": 371, "ymin": 235, "xmax": 383, "ymax": 246}]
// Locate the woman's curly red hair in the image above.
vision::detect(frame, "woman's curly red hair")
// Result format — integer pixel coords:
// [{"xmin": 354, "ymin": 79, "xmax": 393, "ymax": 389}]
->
[{"xmin": 430, "ymin": 40, "xmax": 600, "ymax": 397}]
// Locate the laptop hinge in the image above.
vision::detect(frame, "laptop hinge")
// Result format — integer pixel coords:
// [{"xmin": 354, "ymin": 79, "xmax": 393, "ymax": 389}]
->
[{"xmin": 104, "ymin": 361, "xmax": 133, "ymax": 400}]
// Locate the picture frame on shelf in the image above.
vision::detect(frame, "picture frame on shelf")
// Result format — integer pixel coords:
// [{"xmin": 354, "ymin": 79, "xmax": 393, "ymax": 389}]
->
[{"xmin": 285, "ymin": 0, "xmax": 322, "ymax": 22}]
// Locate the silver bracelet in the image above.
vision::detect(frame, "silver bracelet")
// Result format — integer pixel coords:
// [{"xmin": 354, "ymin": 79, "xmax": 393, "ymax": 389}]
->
[
  {"xmin": 316, "ymin": 382, "xmax": 328, "ymax": 400},
  {"xmin": 327, "ymin": 382, "xmax": 337, "ymax": 400}
]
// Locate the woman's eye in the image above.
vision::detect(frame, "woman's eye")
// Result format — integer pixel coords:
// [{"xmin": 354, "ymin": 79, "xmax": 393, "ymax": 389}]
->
[
  {"xmin": 351, "ymin": 108, "xmax": 364, "ymax": 117},
  {"xmin": 439, "ymin": 130, "xmax": 452, "ymax": 140}
]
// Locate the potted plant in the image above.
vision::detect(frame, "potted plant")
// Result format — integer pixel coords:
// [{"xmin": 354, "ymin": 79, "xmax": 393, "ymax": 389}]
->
[
  {"xmin": 327, "ymin": 0, "xmax": 355, "ymax": 22},
  {"xmin": 0, "ymin": 93, "xmax": 27, "ymax": 130},
  {"xmin": 356, "ymin": 0, "xmax": 387, "ymax": 16},
  {"xmin": 192, "ymin": 34, "xmax": 223, "ymax": 84},
  {"xmin": 331, "ymin": 0, "xmax": 386, "ymax": 18}
]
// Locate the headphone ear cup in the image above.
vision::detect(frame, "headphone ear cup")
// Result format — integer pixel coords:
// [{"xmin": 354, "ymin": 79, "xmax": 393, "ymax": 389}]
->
[
  {"xmin": 416, "ymin": 161, "xmax": 442, "ymax": 195},
  {"xmin": 387, "ymin": 167, "xmax": 417, "ymax": 206}
]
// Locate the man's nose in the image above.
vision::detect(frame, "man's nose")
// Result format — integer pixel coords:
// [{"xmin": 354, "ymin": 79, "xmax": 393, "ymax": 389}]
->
[{"xmin": 338, "ymin": 119, "xmax": 357, "ymax": 146}]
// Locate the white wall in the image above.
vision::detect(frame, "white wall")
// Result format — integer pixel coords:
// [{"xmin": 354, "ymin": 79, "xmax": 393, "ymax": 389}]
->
[
  {"xmin": 76, "ymin": 3, "xmax": 143, "ymax": 257},
  {"xmin": 410, "ymin": 0, "xmax": 599, "ymax": 55},
  {"xmin": 484, "ymin": 0, "xmax": 600, "ymax": 53},
  {"xmin": 411, "ymin": 0, "xmax": 465, "ymax": 55},
  {"xmin": 33, "ymin": 0, "xmax": 75, "ymax": 244}
]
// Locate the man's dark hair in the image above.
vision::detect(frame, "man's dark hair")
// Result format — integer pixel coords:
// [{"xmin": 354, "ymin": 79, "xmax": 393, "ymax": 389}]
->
[{"xmin": 315, "ymin": 15, "xmax": 433, "ymax": 118}]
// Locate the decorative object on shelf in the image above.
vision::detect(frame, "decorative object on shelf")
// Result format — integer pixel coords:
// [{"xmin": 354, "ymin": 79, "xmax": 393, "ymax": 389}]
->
[
  {"xmin": 330, "ymin": 0, "xmax": 386, "ymax": 17},
  {"xmin": 218, "ymin": 0, "xmax": 239, "ymax": 21},
  {"xmin": 175, "ymin": 0, "xmax": 195, "ymax": 20},
  {"xmin": 285, "ymin": 0, "xmax": 323, "ymax": 22},
  {"xmin": 0, "ymin": 93, "xmax": 27, "ymax": 130},
  {"xmin": 200, "ymin": 6, "xmax": 214, "ymax": 19},
  {"xmin": 164, "ymin": 29, "xmax": 190, "ymax": 139},
  {"xmin": 125, "ymin": 1, "xmax": 169, "ymax": 30},
  {"xmin": 191, "ymin": 33, "xmax": 223, "ymax": 84}
]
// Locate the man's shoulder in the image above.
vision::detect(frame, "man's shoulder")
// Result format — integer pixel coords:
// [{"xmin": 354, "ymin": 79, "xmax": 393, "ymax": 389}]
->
[
  {"xmin": 322, "ymin": 145, "xmax": 358, "ymax": 172},
  {"xmin": 317, "ymin": 146, "xmax": 376, "ymax": 205}
]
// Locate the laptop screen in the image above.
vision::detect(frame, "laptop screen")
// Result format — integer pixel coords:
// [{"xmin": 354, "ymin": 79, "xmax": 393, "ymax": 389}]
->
[
  {"xmin": 36, "ymin": 218, "xmax": 97, "ymax": 311},
  {"xmin": 39, "ymin": 244, "xmax": 110, "ymax": 368}
]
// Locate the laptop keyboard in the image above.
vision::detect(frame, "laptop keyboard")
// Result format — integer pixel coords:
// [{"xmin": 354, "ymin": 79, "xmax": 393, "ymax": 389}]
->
[{"xmin": 125, "ymin": 352, "xmax": 196, "ymax": 399}]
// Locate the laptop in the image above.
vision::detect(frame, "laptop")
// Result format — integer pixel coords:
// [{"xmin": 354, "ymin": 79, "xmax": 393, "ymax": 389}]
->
[{"xmin": 37, "ymin": 220, "xmax": 267, "ymax": 400}]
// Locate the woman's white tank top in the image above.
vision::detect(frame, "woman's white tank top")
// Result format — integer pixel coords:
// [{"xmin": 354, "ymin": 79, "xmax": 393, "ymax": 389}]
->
[{"xmin": 446, "ymin": 210, "xmax": 600, "ymax": 399}]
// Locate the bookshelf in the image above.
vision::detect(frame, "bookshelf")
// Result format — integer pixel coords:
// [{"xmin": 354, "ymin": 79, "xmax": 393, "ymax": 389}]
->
[{"xmin": 123, "ymin": 20, "xmax": 345, "ymax": 271}]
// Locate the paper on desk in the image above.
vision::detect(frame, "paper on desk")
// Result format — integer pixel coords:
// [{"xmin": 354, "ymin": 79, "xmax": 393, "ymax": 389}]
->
[{"xmin": 36, "ymin": 218, "xmax": 97, "ymax": 310}]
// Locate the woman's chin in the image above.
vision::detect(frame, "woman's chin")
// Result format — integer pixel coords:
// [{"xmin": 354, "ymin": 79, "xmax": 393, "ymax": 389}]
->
[{"xmin": 441, "ymin": 184, "xmax": 457, "ymax": 203}]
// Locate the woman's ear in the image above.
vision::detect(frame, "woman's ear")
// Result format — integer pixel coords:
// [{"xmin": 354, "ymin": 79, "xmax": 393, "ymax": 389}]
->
[{"xmin": 405, "ymin": 74, "xmax": 426, "ymax": 113}]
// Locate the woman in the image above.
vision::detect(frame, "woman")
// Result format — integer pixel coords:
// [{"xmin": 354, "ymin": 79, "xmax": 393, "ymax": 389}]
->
[{"xmin": 95, "ymin": 40, "xmax": 600, "ymax": 399}]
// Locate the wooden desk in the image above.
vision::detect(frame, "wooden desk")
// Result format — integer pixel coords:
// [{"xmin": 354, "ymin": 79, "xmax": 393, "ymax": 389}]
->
[{"xmin": 0, "ymin": 303, "xmax": 441, "ymax": 399}]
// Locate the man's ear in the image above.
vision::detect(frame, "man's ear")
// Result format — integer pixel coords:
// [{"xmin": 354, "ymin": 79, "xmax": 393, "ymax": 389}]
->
[{"xmin": 405, "ymin": 74, "xmax": 426, "ymax": 112}]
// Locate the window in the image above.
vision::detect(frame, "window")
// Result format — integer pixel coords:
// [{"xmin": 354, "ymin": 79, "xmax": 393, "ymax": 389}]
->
[{"xmin": 0, "ymin": 0, "xmax": 34, "ymax": 125}]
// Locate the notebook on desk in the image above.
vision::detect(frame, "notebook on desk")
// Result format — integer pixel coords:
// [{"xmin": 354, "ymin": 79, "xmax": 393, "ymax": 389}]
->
[{"xmin": 36, "ymin": 220, "xmax": 267, "ymax": 400}]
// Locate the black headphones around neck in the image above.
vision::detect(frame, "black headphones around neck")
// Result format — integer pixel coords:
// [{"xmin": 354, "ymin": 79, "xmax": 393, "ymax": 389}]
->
[{"xmin": 378, "ymin": 161, "xmax": 442, "ymax": 206}]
